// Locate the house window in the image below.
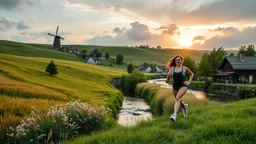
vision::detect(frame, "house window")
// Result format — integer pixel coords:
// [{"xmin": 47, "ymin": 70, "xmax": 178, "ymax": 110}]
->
[{"xmin": 238, "ymin": 76, "xmax": 247, "ymax": 84}]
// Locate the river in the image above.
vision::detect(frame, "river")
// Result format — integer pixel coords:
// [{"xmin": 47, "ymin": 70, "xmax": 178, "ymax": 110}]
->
[{"xmin": 117, "ymin": 79, "xmax": 235, "ymax": 126}]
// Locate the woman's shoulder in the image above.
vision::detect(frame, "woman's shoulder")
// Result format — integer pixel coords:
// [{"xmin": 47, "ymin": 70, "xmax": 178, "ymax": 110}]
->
[{"xmin": 183, "ymin": 66, "xmax": 188, "ymax": 71}]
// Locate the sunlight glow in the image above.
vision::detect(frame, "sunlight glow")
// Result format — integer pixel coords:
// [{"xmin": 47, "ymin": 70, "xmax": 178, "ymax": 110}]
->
[{"xmin": 180, "ymin": 38, "xmax": 193, "ymax": 47}]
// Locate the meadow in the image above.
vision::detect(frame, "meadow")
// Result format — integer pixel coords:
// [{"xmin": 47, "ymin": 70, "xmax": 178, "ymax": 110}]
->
[
  {"xmin": 1, "ymin": 40, "xmax": 255, "ymax": 143},
  {"xmin": 0, "ymin": 44, "xmax": 125, "ymax": 142},
  {"xmin": 65, "ymin": 83, "xmax": 256, "ymax": 144}
]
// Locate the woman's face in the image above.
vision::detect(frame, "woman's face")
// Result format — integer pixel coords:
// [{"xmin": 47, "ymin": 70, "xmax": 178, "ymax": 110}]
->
[{"xmin": 175, "ymin": 56, "xmax": 182, "ymax": 66}]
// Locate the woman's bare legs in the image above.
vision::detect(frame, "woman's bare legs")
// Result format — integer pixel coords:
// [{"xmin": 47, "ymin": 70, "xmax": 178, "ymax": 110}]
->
[
  {"xmin": 170, "ymin": 87, "xmax": 187, "ymax": 121},
  {"xmin": 173, "ymin": 89, "xmax": 185, "ymax": 110},
  {"xmin": 174, "ymin": 87, "xmax": 187, "ymax": 114}
]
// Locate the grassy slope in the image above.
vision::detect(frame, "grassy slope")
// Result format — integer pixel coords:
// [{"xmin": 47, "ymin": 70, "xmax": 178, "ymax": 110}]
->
[
  {"xmin": 65, "ymin": 98, "xmax": 256, "ymax": 144},
  {"xmin": 0, "ymin": 40, "xmax": 82, "ymax": 62},
  {"xmin": 0, "ymin": 41, "xmax": 126, "ymax": 141},
  {"xmin": 1, "ymin": 40, "xmax": 206, "ymax": 66},
  {"xmin": 0, "ymin": 54, "xmax": 124, "ymax": 103}
]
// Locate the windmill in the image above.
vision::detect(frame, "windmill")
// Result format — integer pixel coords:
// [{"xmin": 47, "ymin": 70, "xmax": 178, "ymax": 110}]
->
[{"xmin": 47, "ymin": 26, "xmax": 64, "ymax": 49}]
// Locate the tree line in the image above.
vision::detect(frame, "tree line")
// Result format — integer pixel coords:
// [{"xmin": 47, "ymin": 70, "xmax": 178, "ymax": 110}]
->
[{"xmin": 182, "ymin": 44, "xmax": 256, "ymax": 79}]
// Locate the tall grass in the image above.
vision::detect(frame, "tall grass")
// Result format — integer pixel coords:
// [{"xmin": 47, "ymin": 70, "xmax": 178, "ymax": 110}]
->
[
  {"xmin": 136, "ymin": 83, "xmax": 210, "ymax": 116},
  {"xmin": 0, "ymin": 76, "xmax": 69, "ymax": 101},
  {"xmin": 0, "ymin": 95, "xmax": 64, "ymax": 143}
]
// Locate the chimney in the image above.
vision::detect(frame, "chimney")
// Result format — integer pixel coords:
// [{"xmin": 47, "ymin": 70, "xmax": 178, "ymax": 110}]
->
[{"xmin": 239, "ymin": 50, "xmax": 245, "ymax": 61}]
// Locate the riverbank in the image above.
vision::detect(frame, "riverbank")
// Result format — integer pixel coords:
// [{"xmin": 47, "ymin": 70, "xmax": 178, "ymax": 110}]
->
[
  {"xmin": 189, "ymin": 81, "xmax": 256, "ymax": 100},
  {"xmin": 65, "ymin": 96, "xmax": 256, "ymax": 144}
]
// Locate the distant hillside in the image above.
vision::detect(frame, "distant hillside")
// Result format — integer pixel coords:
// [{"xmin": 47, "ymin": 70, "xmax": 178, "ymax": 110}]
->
[
  {"xmin": 0, "ymin": 40, "xmax": 82, "ymax": 62},
  {"xmin": 0, "ymin": 40, "xmax": 207, "ymax": 66},
  {"xmin": 72, "ymin": 45, "xmax": 207, "ymax": 65}
]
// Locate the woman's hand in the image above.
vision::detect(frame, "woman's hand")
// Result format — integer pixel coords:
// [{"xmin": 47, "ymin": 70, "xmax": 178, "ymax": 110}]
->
[{"xmin": 184, "ymin": 81, "xmax": 191, "ymax": 86}]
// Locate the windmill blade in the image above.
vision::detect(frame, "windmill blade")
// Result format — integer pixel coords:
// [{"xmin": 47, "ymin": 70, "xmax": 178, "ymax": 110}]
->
[
  {"xmin": 47, "ymin": 33, "xmax": 55, "ymax": 36},
  {"xmin": 60, "ymin": 37, "xmax": 64, "ymax": 40},
  {"xmin": 56, "ymin": 26, "xmax": 59, "ymax": 35}
]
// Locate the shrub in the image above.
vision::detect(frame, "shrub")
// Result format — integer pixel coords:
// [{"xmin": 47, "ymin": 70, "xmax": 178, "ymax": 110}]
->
[
  {"xmin": 7, "ymin": 101, "xmax": 106, "ymax": 143},
  {"xmin": 66, "ymin": 101, "xmax": 105, "ymax": 135},
  {"xmin": 127, "ymin": 63, "xmax": 135, "ymax": 74},
  {"xmin": 236, "ymin": 87, "xmax": 256, "ymax": 99},
  {"xmin": 121, "ymin": 72, "xmax": 148, "ymax": 95}
]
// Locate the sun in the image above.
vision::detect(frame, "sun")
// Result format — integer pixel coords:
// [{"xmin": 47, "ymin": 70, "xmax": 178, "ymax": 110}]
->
[{"xmin": 180, "ymin": 38, "xmax": 193, "ymax": 47}]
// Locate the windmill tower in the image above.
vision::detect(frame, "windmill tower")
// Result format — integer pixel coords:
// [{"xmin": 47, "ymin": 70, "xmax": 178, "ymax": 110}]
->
[{"xmin": 47, "ymin": 26, "xmax": 64, "ymax": 49}]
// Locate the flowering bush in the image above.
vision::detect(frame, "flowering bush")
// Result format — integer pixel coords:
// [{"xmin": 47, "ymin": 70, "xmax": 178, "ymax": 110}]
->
[
  {"xmin": 66, "ymin": 101, "xmax": 105, "ymax": 134},
  {"xmin": 7, "ymin": 100, "xmax": 106, "ymax": 143}
]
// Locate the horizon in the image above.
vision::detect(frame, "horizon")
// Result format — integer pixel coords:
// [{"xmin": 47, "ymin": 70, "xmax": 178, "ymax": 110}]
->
[{"xmin": 1, "ymin": 0, "xmax": 256, "ymax": 50}]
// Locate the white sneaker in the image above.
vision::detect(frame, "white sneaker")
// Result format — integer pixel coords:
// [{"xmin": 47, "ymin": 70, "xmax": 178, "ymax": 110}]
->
[
  {"xmin": 182, "ymin": 104, "xmax": 188, "ymax": 117},
  {"xmin": 170, "ymin": 114, "xmax": 177, "ymax": 122}
]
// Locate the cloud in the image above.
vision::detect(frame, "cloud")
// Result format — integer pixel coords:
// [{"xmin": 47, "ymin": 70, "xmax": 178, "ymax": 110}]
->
[
  {"xmin": 191, "ymin": 26, "xmax": 256, "ymax": 49},
  {"xmin": 113, "ymin": 27, "xmax": 126, "ymax": 34},
  {"xmin": 27, "ymin": 17, "xmax": 38, "ymax": 24},
  {"xmin": 85, "ymin": 21, "xmax": 151, "ymax": 45},
  {"xmin": 156, "ymin": 24, "xmax": 180, "ymax": 35},
  {"xmin": 192, "ymin": 36, "xmax": 205, "ymax": 42},
  {"xmin": 0, "ymin": 17, "xmax": 16, "ymax": 31},
  {"xmin": 126, "ymin": 22, "xmax": 151, "ymax": 41},
  {"xmin": 210, "ymin": 27, "xmax": 238, "ymax": 34},
  {"xmin": 84, "ymin": 21, "xmax": 178, "ymax": 47},
  {"xmin": 17, "ymin": 21, "xmax": 30, "ymax": 30},
  {"xmin": 65, "ymin": 0, "xmax": 256, "ymax": 25},
  {"xmin": 0, "ymin": 17, "xmax": 30, "ymax": 31},
  {"xmin": 0, "ymin": 0, "xmax": 40, "ymax": 11},
  {"xmin": 114, "ymin": 4, "xmax": 122, "ymax": 11}
]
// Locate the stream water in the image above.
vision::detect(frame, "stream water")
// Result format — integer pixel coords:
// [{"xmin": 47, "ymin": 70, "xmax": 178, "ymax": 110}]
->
[{"xmin": 117, "ymin": 79, "xmax": 235, "ymax": 126}]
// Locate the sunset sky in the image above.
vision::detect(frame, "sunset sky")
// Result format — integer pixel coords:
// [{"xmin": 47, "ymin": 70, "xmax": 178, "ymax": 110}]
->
[{"xmin": 1, "ymin": 0, "xmax": 256, "ymax": 50}]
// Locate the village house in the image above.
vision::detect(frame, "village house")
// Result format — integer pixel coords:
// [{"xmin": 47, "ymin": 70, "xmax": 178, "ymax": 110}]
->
[
  {"xmin": 214, "ymin": 52, "xmax": 256, "ymax": 84},
  {"xmin": 86, "ymin": 57, "xmax": 101, "ymax": 64},
  {"xmin": 156, "ymin": 66, "xmax": 169, "ymax": 73},
  {"xmin": 139, "ymin": 65, "xmax": 152, "ymax": 73}
]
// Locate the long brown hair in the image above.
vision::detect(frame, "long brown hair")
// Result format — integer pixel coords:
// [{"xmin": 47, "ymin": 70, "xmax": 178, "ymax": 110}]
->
[{"xmin": 166, "ymin": 54, "xmax": 183, "ymax": 69}]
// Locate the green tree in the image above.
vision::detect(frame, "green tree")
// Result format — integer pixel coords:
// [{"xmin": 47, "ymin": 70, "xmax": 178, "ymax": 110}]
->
[
  {"xmin": 208, "ymin": 47, "xmax": 227, "ymax": 74},
  {"xmin": 105, "ymin": 52, "xmax": 110, "ymax": 59},
  {"xmin": 245, "ymin": 45, "xmax": 255, "ymax": 56},
  {"xmin": 116, "ymin": 54, "xmax": 124, "ymax": 64},
  {"xmin": 127, "ymin": 63, "xmax": 135, "ymax": 74},
  {"xmin": 92, "ymin": 49, "xmax": 98, "ymax": 55},
  {"xmin": 80, "ymin": 50, "xmax": 87, "ymax": 58},
  {"xmin": 149, "ymin": 64, "xmax": 156, "ymax": 73},
  {"xmin": 95, "ymin": 52, "xmax": 102, "ymax": 58},
  {"xmin": 143, "ymin": 62, "xmax": 149, "ymax": 67},
  {"xmin": 229, "ymin": 52, "xmax": 234, "ymax": 56},
  {"xmin": 45, "ymin": 60, "xmax": 58, "ymax": 76},
  {"xmin": 183, "ymin": 56, "xmax": 197, "ymax": 79},
  {"xmin": 198, "ymin": 53, "xmax": 212, "ymax": 77}
]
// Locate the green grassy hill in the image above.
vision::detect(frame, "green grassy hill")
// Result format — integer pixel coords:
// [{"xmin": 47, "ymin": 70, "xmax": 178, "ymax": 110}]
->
[
  {"xmin": 72, "ymin": 45, "xmax": 206, "ymax": 65},
  {"xmin": 65, "ymin": 98, "xmax": 256, "ymax": 144},
  {"xmin": 0, "ymin": 49, "xmax": 125, "ymax": 142},
  {"xmin": 1, "ymin": 40, "xmax": 206, "ymax": 66},
  {"xmin": 0, "ymin": 40, "xmax": 82, "ymax": 62}
]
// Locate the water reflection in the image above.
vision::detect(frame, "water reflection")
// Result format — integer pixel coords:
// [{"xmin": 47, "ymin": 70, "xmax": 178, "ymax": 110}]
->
[{"xmin": 147, "ymin": 79, "xmax": 235, "ymax": 103}]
